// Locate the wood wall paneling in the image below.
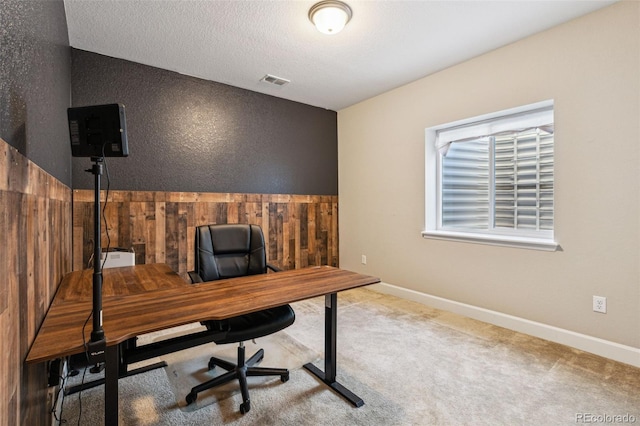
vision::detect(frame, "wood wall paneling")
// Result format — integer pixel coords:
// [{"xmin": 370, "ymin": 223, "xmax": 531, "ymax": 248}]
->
[
  {"xmin": 0, "ymin": 139, "xmax": 72, "ymax": 426},
  {"xmin": 72, "ymin": 190, "xmax": 339, "ymax": 279}
]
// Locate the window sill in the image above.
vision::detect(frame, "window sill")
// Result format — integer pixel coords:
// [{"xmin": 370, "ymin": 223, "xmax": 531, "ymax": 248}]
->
[{"xmin": 421, "ymin": 230, "xmax": 559, "ymax": 252}]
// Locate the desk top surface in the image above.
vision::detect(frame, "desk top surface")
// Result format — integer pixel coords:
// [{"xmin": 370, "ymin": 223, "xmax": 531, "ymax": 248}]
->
[
  {"xmin": 26, "ymin": 264, "xmax": 379, "ymax": 364},
  {"xmin": 52, "ymin": 263, "xmax": 190, "ymax": 303}
]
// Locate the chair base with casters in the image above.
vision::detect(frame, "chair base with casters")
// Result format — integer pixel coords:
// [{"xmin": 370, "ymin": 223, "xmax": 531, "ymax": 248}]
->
[
  {"xmin": 186, "ymin": 224, "xmax": 296, "ymax": 414},
  {"xmin": 185, "ymin": 342, "xmax": 289, "ymax": 414}
]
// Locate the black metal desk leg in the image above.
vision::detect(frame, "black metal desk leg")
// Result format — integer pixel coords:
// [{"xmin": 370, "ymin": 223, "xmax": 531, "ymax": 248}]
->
[
  {"xmin": 304, "ymin": 292, "xmax": 364, "ymax": 407},
  {"xmin": 105, "ymin": 345, "xmax": 119, "ymax": 425}
]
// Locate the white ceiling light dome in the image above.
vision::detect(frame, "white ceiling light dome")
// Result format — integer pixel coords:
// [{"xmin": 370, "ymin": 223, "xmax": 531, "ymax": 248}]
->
[{"xmin": 309, "ymin": 1, "xmax": 353, "ymax": 35}]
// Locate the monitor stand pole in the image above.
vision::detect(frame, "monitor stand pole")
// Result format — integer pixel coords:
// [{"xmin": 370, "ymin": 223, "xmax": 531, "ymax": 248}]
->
[{"xmin": 87, "ymin": 157, "xmax": 106, "ymax": 362}]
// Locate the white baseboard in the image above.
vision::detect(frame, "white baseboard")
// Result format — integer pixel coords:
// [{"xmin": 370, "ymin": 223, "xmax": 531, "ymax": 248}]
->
[{"xmin": 369, "ymin": 282, "xmax": 640, "ymax": 368}]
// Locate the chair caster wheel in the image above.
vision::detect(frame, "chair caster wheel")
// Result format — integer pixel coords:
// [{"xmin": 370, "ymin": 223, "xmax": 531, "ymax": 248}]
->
[
  {"xmin": 240, "ymin": 400, "xmax": 250, "ymax": 414},
  {"xmin": 186, "ymin": 392, "xmax": 197, "ymax": 405},
  {"xmin": 281, "ymin": 372, "xmax": 289, "ymax": 382}
]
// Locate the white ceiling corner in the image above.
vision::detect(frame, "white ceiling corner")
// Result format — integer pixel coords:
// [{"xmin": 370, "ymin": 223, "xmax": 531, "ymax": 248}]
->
[{"xmin": 63, "ymin": 0, "xmax": 619, "ymax": 111}]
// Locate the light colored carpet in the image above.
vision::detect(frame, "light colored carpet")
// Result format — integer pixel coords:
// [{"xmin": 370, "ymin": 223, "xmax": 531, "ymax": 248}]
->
[
  {"xmin": 59, "ymin": 288, "xmax": 640, "ymax": 425},
  {"xmin": 157, "ymin": 326, "xmax": 321, "ymax": 411}
]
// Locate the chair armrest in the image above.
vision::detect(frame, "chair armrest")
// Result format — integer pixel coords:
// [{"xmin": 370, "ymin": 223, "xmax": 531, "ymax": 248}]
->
[
  {"xmin": 267, "ymin": 263, "xmax": 281, "ymax": 273},
  {"xmin": 188, "ymin": 271, "xmax": 204, "ymax": 284}
]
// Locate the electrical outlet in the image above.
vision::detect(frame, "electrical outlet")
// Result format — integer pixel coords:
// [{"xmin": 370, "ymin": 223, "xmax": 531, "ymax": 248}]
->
[
  {"xmin": 361, "ymin": 255, "xmax": 367, "ymax": 265},
  {"xmin": 593, "ymin": 296, "xmax": 607, "ymax": 313}
]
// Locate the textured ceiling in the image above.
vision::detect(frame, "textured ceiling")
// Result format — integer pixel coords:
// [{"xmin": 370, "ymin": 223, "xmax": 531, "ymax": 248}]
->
[{"xmin": 63, "ymin": 0, "xmax": 618, "ymax": 111}]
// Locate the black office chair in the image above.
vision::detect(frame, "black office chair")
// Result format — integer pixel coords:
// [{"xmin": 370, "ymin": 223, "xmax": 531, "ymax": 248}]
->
[{"xmin": 185, "ymin": 224, "xmax": 295, "ymax": 414}]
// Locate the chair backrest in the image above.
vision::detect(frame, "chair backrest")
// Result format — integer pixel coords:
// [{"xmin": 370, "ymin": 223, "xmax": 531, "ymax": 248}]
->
[{"xmin": 194, "ymin": 224, "xmax": 268, "ymax": 281}]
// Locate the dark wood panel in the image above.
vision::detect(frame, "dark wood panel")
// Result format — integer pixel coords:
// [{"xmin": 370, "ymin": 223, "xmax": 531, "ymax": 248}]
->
[
  {"xmin": 72, "ymin": 190, "xmax": 339, "ymax": 280},
  {"xmin": 0, "ymin": 139, "xmax": 72, "ymax": 426}
]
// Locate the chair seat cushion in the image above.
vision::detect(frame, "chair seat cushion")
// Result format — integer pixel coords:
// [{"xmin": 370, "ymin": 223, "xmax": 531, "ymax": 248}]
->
[{"xmin": 205, "ymin": 304, "xmax": 295, "ymax": 344}]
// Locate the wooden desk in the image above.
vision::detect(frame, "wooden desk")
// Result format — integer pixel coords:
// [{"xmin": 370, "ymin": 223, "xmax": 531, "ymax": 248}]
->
[
  {"xmin": 51, "ymin": 263, "xmax": 189, "ymax": 303},
  {"xmin": 28, "ymin": 264, "xmax": 192, "ymax": 363},
  {"xmin": 27, "ymin": 264, "xmax": 380, "ymax": 424}
]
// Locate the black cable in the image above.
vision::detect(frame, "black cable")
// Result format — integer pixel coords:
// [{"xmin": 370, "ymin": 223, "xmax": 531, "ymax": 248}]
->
[
  {"xmin": 86, "ymin": 238, "xmax": 94, "ymax": 270},
  {"xmin": 101, "ymin": 143, "xmax": 112, "ymax": 266},
  {"xmin": 76, "ymin": 366, "xmax": 88, "ymax": 426},
  {"xmin": 50, "ymin": 363, "xmax": 68, "ymax": 425},
  {"xmin": 74, "ymin": 306, "xmax": 94, "ymax": 425}
]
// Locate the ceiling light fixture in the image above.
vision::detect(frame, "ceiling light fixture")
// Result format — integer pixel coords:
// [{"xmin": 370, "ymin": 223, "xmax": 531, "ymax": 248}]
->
[{"xmin": 308, "ymin": 0, "xmax": 352, "ymax": 35}]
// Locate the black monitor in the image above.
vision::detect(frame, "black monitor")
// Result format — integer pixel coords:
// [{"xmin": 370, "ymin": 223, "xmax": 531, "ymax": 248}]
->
[{"xmin": 68, "ymin": 104, "xmax": 129, "ymax": 157}]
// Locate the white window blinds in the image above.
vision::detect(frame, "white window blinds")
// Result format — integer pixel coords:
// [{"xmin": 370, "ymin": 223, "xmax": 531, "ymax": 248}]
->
[
  {"xmin": 437, "ymin": 106, "xmax": 554, "ymax": 237},
  {"xmin": 441, "ymin": 138, "xmax": 490, "ymax": 229}
]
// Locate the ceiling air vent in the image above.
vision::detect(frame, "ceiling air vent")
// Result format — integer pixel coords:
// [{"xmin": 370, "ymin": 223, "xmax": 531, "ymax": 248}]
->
[{"xmin": 260, "ymin": 74, "xmax": 290, "ymax": 86}]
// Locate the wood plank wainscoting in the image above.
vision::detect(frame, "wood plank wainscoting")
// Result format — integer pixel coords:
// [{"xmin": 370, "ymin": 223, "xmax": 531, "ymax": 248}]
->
[
  {"xmin": 0, "ymin": 139, "xmax": 72, "ymax": 425},
  {"xmin": 72, "ymin": 190, "xmax": 339, "ymax": 280}
]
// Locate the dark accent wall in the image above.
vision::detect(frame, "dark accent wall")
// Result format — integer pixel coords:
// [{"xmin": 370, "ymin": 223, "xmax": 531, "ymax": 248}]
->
[
  {"xmin": 0, "ymin": 1, "xmax": 72, "ymax": 425},
  {"xmin": 71, "ymin": 49, "xmax": 338, "ymax": 195},
  {"xmin": 0, "ymin": 0, "xmax": 72, "ymax": 186}
]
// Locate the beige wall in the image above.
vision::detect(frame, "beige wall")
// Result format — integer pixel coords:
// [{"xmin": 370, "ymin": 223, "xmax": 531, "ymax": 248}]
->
[{"xmin": 338, "ymin": 2, "xmax": 640, "ymax": 349}]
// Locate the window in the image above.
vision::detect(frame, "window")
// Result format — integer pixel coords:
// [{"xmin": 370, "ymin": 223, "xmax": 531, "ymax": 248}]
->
[{"xmin": 424, "ymin": 100, "xmax": 558, "ymax": 251}]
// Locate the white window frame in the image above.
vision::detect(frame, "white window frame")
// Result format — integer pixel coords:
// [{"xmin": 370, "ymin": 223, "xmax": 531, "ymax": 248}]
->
[{"xmin": 423, "ymin": 100, "xmax": 558, "ymax": 251}]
